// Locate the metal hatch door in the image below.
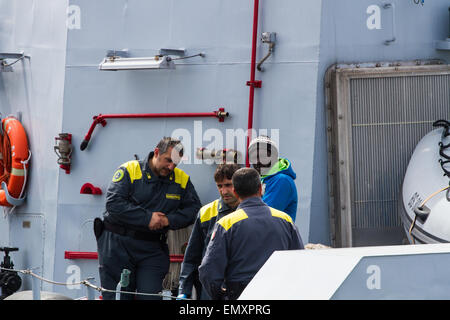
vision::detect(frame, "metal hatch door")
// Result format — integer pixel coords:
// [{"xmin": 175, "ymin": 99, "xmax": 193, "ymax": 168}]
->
[{"xmin": 325, "ymin": 61, "xmax": 450, "ymax": 248}]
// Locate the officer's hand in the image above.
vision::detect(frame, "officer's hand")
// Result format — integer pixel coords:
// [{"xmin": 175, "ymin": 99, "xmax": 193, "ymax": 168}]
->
[
  {"xmin": 149, "ymin": 212, "xmax": 169, "ymax": 230},
  {"xmin": 149, "ymin": 212, "xmax": 163, "ymax": 230},
  {"xmin": 159, "ymin": 214, "xmax": 169, "ymax": 228}
]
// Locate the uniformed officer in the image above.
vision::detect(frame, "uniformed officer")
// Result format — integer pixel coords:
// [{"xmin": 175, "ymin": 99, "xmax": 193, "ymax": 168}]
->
[
  {"xmin": 198, "ymin": 167, "xmax": 304, "ymax": 300},
  {"xmin": 177, "ymin": 163, "xmax": 240, "ymax": 300},
  {"xmin": 95, "ymin": 137, "xmax": 202, "ymax": 300}
]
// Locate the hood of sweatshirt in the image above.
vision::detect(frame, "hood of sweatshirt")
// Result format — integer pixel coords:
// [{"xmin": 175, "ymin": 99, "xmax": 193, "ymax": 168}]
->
[{"xmin": 261, "ymin": 158, "xmax": 296, "ymax": 181}]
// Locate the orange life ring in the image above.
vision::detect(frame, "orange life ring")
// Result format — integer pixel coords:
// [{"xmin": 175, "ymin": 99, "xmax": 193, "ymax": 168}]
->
[{"xmin": 0, "ymin": 117, "xmax": 30, "ymax": 207}]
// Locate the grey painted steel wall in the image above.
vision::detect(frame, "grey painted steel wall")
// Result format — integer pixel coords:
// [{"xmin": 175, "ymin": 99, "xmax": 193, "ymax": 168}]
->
[
  {"xmin": 314, "ymin": 0, "xmax": 450, "ymax": 246},
  {"xmin": 54, "ymin": 0, "xmax": 323, "ymax": 298},
  {"xmin": 0, "ymin": 0, "xmax": 68, "ymax": 293},
  {"xmin": 0, "ymin": 0, "xmax": 448, "ymax": 299}
]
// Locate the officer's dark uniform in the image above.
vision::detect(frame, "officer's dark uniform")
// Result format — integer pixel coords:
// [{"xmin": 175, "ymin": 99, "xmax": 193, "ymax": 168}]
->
[
  {"xmin": 95, "ymin": 152, "xmax": 201, "ymax": 300},
  {"xmin": 178, "ymin": 198, "xmax": 234, "ymax": 299},
  {"xmin": 198, "ymin": 196, "xmax": 304, "ymax": 300}
]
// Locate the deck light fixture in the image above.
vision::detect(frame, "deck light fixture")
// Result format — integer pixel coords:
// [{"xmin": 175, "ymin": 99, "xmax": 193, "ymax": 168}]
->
[{"xmin": 99, "ymin": 55, "xmax": 175, "ymax": 71}]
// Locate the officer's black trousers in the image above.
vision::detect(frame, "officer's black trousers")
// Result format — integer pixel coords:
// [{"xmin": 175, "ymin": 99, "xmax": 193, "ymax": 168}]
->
[{"xmin": 96, "ymin": 230, "xmax": 170, "ymax": 300}]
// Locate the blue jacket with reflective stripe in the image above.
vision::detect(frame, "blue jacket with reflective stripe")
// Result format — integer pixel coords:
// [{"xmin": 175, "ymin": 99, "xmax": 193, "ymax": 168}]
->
[
  {"xmin": 103, "ymin": 151, "xmax": 201, "ymax": 233},
  {"xmin": 178, "ymin": 198, "xmax": 235, "ymax": 298},
  {"xmin": 198, "ymin": 197, "xmax": 304, "ymax": 299}
]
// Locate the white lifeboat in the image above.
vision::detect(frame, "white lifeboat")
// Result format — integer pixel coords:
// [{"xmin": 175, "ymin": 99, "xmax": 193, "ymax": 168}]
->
[{"xmin": 400, "ymin": 120, "xmax": 450, "ymax": 244}]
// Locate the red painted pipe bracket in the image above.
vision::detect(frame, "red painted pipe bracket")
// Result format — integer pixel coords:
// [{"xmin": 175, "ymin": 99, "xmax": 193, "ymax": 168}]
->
[
  {"xmin": 80, "ymin": 183, "xmax": 102, "ymax": 195},
  {"xmin": 64, "ymin": 251, "xmax": 184, "ymax": 263},
  {"xmin": 246, "ymin": 80, "xmax": 262, "ymax": 88}
]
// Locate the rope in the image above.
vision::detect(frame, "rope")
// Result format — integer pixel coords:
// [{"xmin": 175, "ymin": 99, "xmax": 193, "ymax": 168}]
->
[
  {"xmin": 411, "ymin": 120, "xmax": 450, "ymax": 242},
  {"xmin": 409, "ymin": 215, "xmax": 418, "ymax": 244},
  {"xmin": 419, "ymin": 186, "xmax": 450, "ymax": 208},
  {"xmin": 408, "ymin": 185, "xmax": 450, "ymax": 244},
  {"xmin": 0, "ymin": 266, "xmax": 192, "ymax": 300},
  {"xmin": 18, "ymin": 150, "xmax": 31, "ymax": 200},
  {"xmin": 2, "ymin": 149, "xmax": 31, "ymax": 216}
]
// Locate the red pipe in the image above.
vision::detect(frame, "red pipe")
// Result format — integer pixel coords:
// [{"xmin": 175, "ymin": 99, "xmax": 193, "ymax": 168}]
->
[
  {"xmin": 64, "ymin": 251, "xmax": 184, "ymax": 263},
  {"xmin": 64, "ymin": 251, "xmax": 98, "ymax": 260},
  {"xmin": 80, "ymin": 109, "xmax": 228, "ymax": 151},
  {"xmin": 246, "ymin": 0, "xmax": 261, "ymax": 167},
  {"xmin": 169, "ymin": 254, "xmax": 185, "ymax": 263}
]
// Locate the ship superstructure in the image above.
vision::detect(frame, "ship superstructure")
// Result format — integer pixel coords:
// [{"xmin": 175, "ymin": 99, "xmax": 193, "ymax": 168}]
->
[{"xmin": 0, "ymin": 0, "xmax": 449, "ymax": 299}]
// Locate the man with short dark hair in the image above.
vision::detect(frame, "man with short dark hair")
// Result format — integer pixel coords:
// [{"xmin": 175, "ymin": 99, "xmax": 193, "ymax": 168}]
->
[
  {"xmin": 199, "ymin": 167, "xmax": 304, "ymax": 300},
  {"xmin": 177, "ymin": 163, "xmax": 240, "ymax": 300},
  {"xmin": 95, "ymin": 137, "xmax": 201, "ymax": 300}
]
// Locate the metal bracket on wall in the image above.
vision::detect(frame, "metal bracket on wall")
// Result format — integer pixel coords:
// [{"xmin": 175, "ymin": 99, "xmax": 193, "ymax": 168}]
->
[
  {"xmin": 246, "ymin": 80, "xmax": 262, "ymax": 88},
  {"xmin": 0, "ymin": 52, "xmax": 30, "ymax": 72},
  {"xmin": 105, "ymin": 49, "xmax": 130, "ymax": 58},
  {"xmin": 436, "ymin": 39, "xmax": 450, "ymax": 50},
  {"xmin": 159, "ymin": 48, "xmax": 186, "ymax": 57},
  {"xmin": 435, "ymin": 7, "xmax": 450, "ymax": 50}
]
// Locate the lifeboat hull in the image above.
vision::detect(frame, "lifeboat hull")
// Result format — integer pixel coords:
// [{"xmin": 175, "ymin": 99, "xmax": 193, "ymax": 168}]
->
[{"xmin": 400, "ymin": 128, "xmax": 450, "ymax": 244}]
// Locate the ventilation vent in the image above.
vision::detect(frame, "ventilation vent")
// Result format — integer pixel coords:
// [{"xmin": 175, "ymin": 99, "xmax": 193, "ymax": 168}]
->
[{"xmin": 325, "ymin": 61, "xmax": 450, "ymax": 247}]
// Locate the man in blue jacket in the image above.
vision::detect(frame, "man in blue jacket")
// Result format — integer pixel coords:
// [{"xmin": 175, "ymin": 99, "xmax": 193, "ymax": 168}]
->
[
  {"xmin": 248, "ymin": 135, "xmax": 298, "ymax": 221},
  {"xmin": 199, "ymin": 167, "xmax": 304, "ymax": 300},
  {"xmin": 177, "ymin": 163, "xmax": 240, "ymax": 300},
  {"xmin": 95, "ymin": 137, "xmax": 201, "ymax": 300}
]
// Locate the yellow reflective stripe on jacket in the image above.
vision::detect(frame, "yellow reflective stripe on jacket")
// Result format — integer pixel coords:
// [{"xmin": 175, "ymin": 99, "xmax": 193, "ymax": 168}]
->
[
  {"xmin": 174, "ymin": 167, "xmax": 189, "ymax": 189},
  {"xmin": 217, "ymin": 209, "xmax": 248, "ymax": 231},
  {"xmin": 122, "ymin": 160, "xmax": 142, "ymax": 183},
  {"xmin": 270, "ymin": 207, "xmax": 293, "ymax": 224},
  {"xmin": 200, "ymin": 199, "xmax": 219, "ymax": 223}
]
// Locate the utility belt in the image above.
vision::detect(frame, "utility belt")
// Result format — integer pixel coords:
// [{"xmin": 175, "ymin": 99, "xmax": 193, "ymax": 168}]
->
[{"xmin": 94, "ymin": 218, "xmax": 167, "ymax": 243}]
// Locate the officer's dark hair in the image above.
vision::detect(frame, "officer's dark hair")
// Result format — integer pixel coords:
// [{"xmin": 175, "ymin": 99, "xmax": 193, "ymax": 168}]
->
[
  {"xmin": 156, "ymin": 137, "xmax": 184, "ymax": 157},
  {"xmin": 232, "ymin": 167, "xmax": 261, "ymax": 198},
  {"xmin": 214, "ymin": 163, "xmax": 241, "ymax": 182}
]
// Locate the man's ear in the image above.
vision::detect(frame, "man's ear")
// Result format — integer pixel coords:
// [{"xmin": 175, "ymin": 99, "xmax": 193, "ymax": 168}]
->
[
  {"xmin": 154, "ymin": 147, "xmax": 160, "ymax": 158},
  {"xmin": 232, "ymin": 187, "xmax": 239, "ymax": 199},
  {"xmin": 257, "ymin": 184, "xmax": 262, "ymax": 197}
]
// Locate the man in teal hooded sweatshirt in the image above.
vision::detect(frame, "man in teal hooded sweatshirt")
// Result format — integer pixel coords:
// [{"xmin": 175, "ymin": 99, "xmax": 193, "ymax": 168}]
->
[{"xmin": 248, "ymin": 135, "xmax": 298, "ymax": 221}]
